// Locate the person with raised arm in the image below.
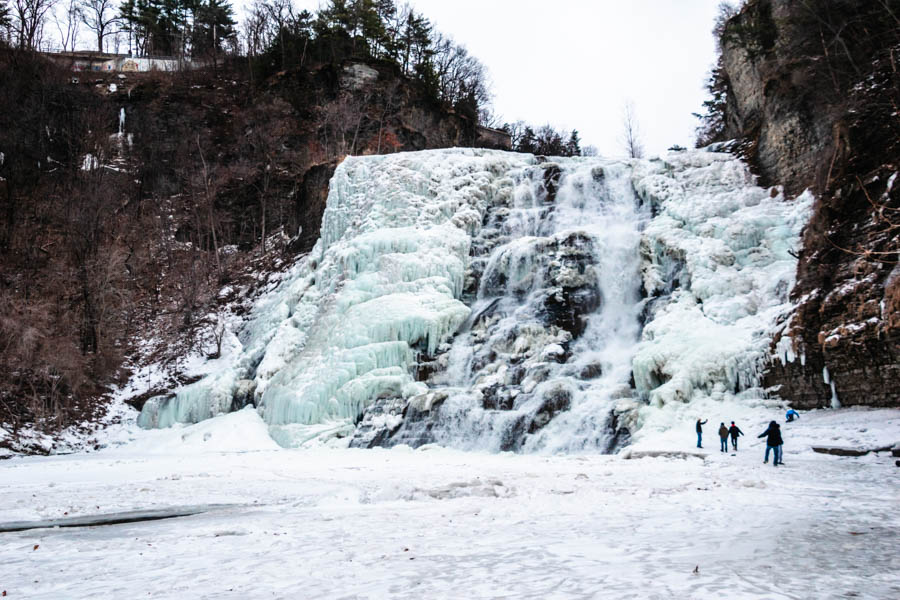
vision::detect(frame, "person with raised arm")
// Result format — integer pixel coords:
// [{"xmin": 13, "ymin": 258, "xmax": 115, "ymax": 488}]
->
[
  {"xmin": 758, "ymin": 421, "xmax": 784, "ymax": 466},
  {"xmin": 696, "ymin": 418, "xmax": 708, "ymax": 448}
]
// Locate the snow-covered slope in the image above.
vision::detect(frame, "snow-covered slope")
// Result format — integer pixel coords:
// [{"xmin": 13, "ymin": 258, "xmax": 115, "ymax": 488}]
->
[{"xmin": 138, "ymin": 148, "xmax": 812, "ymax": 451}]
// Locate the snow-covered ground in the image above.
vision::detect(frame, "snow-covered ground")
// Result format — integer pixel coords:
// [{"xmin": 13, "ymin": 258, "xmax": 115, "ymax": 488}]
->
[{"xmin": 1, "ymin": 407, "xmax": 897, "ymax": 599}]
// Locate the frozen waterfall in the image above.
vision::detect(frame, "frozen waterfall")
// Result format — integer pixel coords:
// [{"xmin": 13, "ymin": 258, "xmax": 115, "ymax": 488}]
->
[{"xmin": 138, "ymin": 148, "xmax": 812, "ymax": 452}]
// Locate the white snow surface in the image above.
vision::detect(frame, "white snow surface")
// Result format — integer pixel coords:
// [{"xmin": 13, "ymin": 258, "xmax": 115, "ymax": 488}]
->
[{"xmin": 1, "ymin": 407, "xmax": 898, "ymax": 599}]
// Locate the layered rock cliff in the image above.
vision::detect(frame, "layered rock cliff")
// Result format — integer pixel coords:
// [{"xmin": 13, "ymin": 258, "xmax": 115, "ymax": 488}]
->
[{"xmin": 715, "ymin": 0, "xmax": 900, "ymax": 408}]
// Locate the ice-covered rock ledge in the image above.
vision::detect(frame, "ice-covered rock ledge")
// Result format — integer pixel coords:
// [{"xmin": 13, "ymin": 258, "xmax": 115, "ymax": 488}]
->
[{"xmin": 632, "ymin": 153, "xmax": 813, "ymax": 403}]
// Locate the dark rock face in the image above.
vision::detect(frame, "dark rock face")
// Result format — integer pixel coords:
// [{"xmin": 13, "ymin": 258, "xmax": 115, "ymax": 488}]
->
[
  {"xmin": 292, "ymin": 160, "xmax": 341, "ymax": 254},
  {"xmin": 719, "ymin": 0, "xmax": 831, "ymax": 194},
  {"xmin": 527, "ymin": 384, "xmax": 572, "ymax": 434},
  {"xmin": 349, "ymin": 395, "xmax": 410, "ymax": 449},
  {"xmin": 717, "ymin": 0, "xmax": 900, "ymax": 409},
  {"xmin": 351, "ymin": 392, "xmax": 450, "ymax": 449}
]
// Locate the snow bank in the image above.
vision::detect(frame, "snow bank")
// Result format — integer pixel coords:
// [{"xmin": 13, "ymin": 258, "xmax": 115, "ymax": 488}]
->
[{"xmin": 128, "ymin": 407, "xmax": 279, "ymax": 454}]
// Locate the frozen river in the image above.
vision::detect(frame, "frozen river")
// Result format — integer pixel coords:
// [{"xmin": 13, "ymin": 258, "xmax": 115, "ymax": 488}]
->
[{"xmin": 1, "ymin": 407, "xmax": 898, "ymax": 599}]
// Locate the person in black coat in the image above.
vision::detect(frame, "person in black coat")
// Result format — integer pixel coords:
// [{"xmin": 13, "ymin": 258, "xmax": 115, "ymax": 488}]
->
[
  {"xmin": 696, "ymin": 419, "xmax": 708, "ymax": 448},
  {"xmin": 758, "ymin": 421, "xmax": 784, "ymax": 466},
  {"xmin": 728, "ymin": 421, "xmax": 744, "ymax": 451}
]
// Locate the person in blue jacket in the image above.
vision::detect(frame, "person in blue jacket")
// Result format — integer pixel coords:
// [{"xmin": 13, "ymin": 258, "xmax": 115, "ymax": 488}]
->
[
  {"xmin": 758, "ymin": 421, "xmax": 784, "ymax": 466},
  {"xmin": 696, "ymin": 418, "xmax": 708, "ymax": 448},
  {"xmin": 785, "ymin": 409, "xmax": 800, "ymax": 422}
]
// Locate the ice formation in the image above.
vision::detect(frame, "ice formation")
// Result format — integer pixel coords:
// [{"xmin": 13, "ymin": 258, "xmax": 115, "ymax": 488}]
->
[{"xmin": 138, "ymin": 148, "xmax": 812, "ymax": 452}]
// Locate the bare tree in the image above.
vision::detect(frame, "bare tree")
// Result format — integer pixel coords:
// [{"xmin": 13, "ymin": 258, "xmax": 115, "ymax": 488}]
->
[
  {"xmin": 1, "ymin": 1, "xmax": 15, "ymax": 43},
  {"xmin": 53, "ymin": 0, "xmax": 79, "ymax": 52},
  {"xmin": 620, "ymin": 100, "xmax": 644, "ymax": 159},
  {"xmin": 206, "ymin": 311, "xmax": 227, "ymax": 358},
  {"xmin": 79, "ymin": 0, "xmax": 117, "ymax": 52},
  {"xmin": 12, "ymin": 0, "xmax": 57, "ymax": 50},
  {"xmin": 264, "ymin": 0, "xmax": 294, "ymax": 69},
  {"xmin": 243, "ymin": 0, "xmax": 271, "ymax": 58},
  {"xmin": 376, "ymin": 80, "xmax": 400, "ymax": 154},
  {"xmin": 195, "ymin": 135, "xmax": 222, "ymax": 276},
  {"xmin": 319, "ymin": 90, "xmax": 372, "ymax": 158}
]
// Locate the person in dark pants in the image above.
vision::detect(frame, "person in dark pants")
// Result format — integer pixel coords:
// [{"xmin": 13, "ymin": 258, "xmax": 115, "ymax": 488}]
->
[
  {"xmin": 758, "ymin": 421, "xmax": 784, "ymax": 466},
  {"xmin": 785, "ymin": 409, "xmax": 799, "ymax": 422},
  {"xmin": 696, "ymin": 419, "xmax": 708, "ymax": 448},
  {"xmin": 728, "ymin": 421, "xmax": 744, "ymax": 451},
  {"xmin": 718, "ymin": 423, "xmax": 729, "ymax": 452}
]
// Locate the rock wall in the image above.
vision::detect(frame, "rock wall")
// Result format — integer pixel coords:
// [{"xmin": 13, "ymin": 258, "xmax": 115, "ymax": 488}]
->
[
  {"xmin": 719, "ymin": 0, "xmax": 832, "ymax": 194},
  {"xmin": 717, "ymin": 0, "xmax": 900, "ymax": 408}
]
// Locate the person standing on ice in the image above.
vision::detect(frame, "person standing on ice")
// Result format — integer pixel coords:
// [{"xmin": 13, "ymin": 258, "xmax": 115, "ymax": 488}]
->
[
  {"xmin": 718, "ymin": 423, "xmax": 729, "ymax": 452},
  {"xmin": 785, "ymin": 409, "xmax": 800, "ymax": 422},
  {"xmin": 728, "ymin": 421, "xmax": 744, "ymax": 450},
  {"xmin": 758, "ymin": 421, "xmax": 784, "ymax": 466},
  {"xmin": 696, "ymin": 418, "xmax": 708, "ymax": 448}
]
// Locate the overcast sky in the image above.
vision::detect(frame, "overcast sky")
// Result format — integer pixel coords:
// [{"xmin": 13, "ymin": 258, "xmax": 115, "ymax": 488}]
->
[{"xmin": 283, "ymin": 0, "xmax": 724, "ymax": 156}]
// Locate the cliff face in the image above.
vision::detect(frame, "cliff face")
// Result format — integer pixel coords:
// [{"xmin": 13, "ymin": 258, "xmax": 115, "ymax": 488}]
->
[
  {"xmin": 718, "ymin": 0, "xmax": 833, "ymax": 194},
  {"xmin": 124, "ymin": 58, "xmax": 509, "ymax": 254},
  {"xmin": 716, "ymin": 0, "xmax": 900, "ymax": 408}
]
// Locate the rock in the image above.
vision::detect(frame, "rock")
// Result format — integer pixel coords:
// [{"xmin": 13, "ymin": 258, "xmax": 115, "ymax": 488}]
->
[
  {"xmin": 525, "ymin": 363, "xmax": 552, "ymax": 385},
  {"xmin": 341, "ymin": 63, "xmax": 379, "ymax": 89},
  {"xmin": 349, "ymin": 396, "xmax": 408, "ymax": 448},
  {"xmin": 578, "ymin": 361, "xmax": 603, "ymax": 379},
  {"xmin": 621, "ymin": 449, "xmax": 707, "ymax": 460},
  {"xmin": 528, "ymin": 383, "xmax": 573, "ymax": 434},
  {"xmin": 811, "ymin": 445, "xmax": 895, "ymax": 457},
  {"xmin": 540, "ymin": 344, "xmax": 567, "ymax": 363},
  {"xmin": 541, "ymin": 163, "xmax": 562, "ymax": 203},
  {"xmin": 481, "ymin": 383, "xmax": 512, "ymax": 411},
  {"xmin": 231, "ymin": 379, "xmax": 256, "ymax": 411}
]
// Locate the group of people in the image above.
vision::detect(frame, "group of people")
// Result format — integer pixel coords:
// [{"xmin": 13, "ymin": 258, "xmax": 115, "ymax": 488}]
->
[
  {"xmin": 717, "ymin": 422, "xmax": 744, "ymax": 452},
  {"xmin": 694, "ymin": 419, "xmax": 744, "ymax": 452},
  {"xmin": 695, "ymin": 411, "xmax": 795, "ymax": 467}
]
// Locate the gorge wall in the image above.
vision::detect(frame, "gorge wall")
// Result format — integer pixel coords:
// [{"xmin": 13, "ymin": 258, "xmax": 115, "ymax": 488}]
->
[{"xmin": 715, "ymin": 0, "xmax": 900, "ymax": 408}]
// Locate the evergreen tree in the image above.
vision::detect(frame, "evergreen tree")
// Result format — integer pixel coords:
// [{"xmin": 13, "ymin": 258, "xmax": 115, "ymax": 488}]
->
[
  {"xmin": 120, "ymin": 0, "xmax": 187, "ymax": 57},
  {"xmin": 192, "ymin": 0, "xmax": 236, "ymax": 58},
  {"xmin": 693, "ymin": 57, "xmax": 729, "ymax": 147},
  {"xmin": 518, "ymin": 127, "xmax": 537, "ymax": 154},
  {"xmin": 565, "ymin": 129, "xmax": 581, "ymax": 156},
  {"xmin": 1, "ymin": 1, "xmax": 13, "ymax": 36}
]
